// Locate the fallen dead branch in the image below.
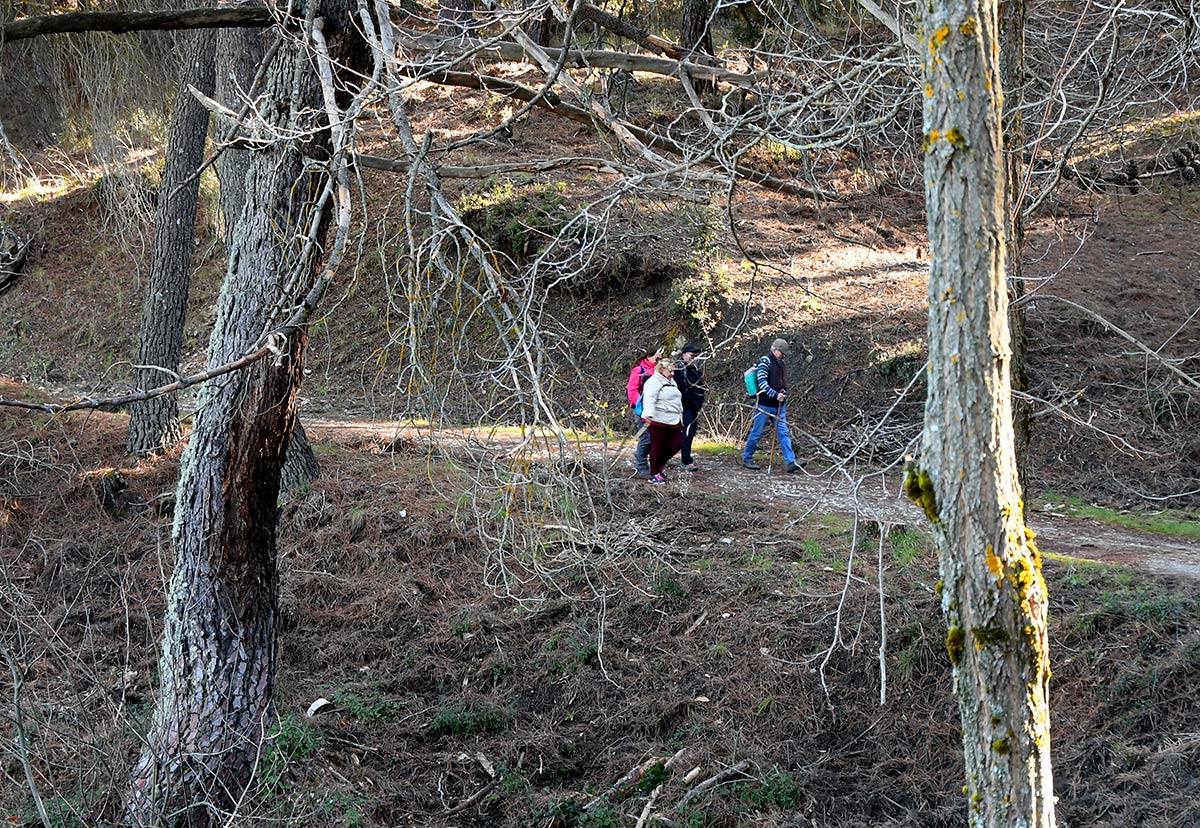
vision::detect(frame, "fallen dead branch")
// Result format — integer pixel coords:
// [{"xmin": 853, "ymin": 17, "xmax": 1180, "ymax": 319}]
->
[
  {"xmin": 676, "ymin": 759, "xmax": 754, "ymax": 812},
  {"xmin": 585, "ymin": 747, "xmax": 688, "ymax": 811},
  {"xmin": 394, "ymin": 66, "xmax": 842, "ymax": 201}
]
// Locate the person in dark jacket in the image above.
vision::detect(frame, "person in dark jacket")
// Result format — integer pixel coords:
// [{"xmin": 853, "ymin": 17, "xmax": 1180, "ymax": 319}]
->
[
  {"xmin": 674, "ymin": 344, "xmax": 706, "ymax": 471},
  {"xmin": 742, "ymin": 338, "xmax": 805, "ymax": 473}
]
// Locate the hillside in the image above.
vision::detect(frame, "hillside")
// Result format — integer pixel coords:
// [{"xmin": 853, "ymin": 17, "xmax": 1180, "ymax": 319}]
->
[
  {"xmin": 2, "ymin": 398, "xmax": 1199, "ymax": 825},
  {"xmin": 3, "ymin": 3, "xmax": 1200, "ymax": 826},
  {"xmin": 3, "ymin": 94, "xmax": 1200, "ymax": 501}
]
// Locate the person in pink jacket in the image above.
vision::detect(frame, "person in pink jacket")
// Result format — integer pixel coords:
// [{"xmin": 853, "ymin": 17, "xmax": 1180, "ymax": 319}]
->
[{"xmin": 626, "ymin": 346, "xmax": 662, "ymax": 478}]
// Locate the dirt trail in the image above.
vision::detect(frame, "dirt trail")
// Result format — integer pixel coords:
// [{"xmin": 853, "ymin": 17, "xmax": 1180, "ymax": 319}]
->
[
  {"xmin": 296, "ymin": 415, "xmax": 1200, "ymax": 580},
  {"xmin": 10, "ymin": 379, "xmax": 1197, "ymax": 579},
  {"xmin": 701, "ymin": 461, "xmax": 1200, "ymax": 579}
]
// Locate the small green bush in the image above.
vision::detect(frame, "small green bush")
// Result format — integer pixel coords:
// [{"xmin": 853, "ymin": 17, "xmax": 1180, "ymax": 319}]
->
[
  {"xmin": 671, "ymin": 269, "xmax": 731, "ymax": 332},
  {"xmin": 456, "ymin": 180, "xmax": 582, "ymax": 259},
  {"xmin": 259, "ymin": 713, "xmax": 324, "ymax": 800},
  {"xmin": 429, "ymin": 702, "xmax": 512, "ymax": 737}
]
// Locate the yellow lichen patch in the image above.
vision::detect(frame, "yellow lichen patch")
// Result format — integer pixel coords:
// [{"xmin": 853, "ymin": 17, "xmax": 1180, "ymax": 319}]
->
[
  {"xmin": 925, "ymin": 83, "xmax": 934, "ymax": 98},
  {"xmin": 930, "ymin": 24, "xmax": 951, "ymax": 53},
  {"xmin": 959, "ymin": 17, "xmax": 977, "ymax": 36},
  {"xmin": 986, "ymin": 544, "xmax": 1003, "ymax": 580},
  {"xmin": 945, "ymin": 128, "xmax": 968, "ymax": 148},
  {"xmin": 904, "ymin": 467, "xmax": 941, "ymax": 524}
]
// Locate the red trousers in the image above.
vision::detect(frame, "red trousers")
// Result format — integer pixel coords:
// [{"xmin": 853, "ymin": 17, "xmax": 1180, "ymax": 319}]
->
[{"xmin": 648, "ymin": 422, "xmax": 683, "ymax": 475}]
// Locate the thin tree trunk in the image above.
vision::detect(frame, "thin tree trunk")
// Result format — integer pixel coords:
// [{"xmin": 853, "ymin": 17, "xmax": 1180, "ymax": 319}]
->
[
  {"xmin": 438, "ymin": 0, "xmax": 474, "ymax": 36},
  {"xmin": 679, "ymin": 0, "xmax": 713, "ymax": 93},
  {"xmin": 1000, "ymin": 0, "xmax": 1032, "ymax": 491},
  {"xmin": 126, "ymin": 32, "xmax": 215, "ymax": 455},
  {"xmin": 913, "ymin": 0, "xmax": 1056, "ymax": 826},
  {"xmin": 125, "ymin": 4, "xmax": 366, "ymax": 824}
]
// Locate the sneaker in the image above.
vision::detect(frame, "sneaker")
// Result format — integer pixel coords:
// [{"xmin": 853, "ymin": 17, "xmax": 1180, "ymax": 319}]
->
[
  {"xmin": 647, "ymin": 474, "xmax": 668, "ymax": 485},
  {"xmin": 681, "ymin": 462, "xmax": 698, "ymax": 471},
  {"xmin": 786, "ymin": 460, "xmax": 808, "ymax": 473},
  {"xmin": 742, "ymin": 460, "xmax": 761, "ymax": 470}
]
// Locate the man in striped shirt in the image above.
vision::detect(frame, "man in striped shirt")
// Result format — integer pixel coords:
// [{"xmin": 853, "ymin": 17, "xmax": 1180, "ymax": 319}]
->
[{"xmin": 742, "ymin": 338, "xmax": 806, "ymax": 473}]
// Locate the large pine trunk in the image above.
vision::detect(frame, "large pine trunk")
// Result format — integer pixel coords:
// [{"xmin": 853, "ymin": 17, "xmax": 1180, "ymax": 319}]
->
[
  {"xmin": 438, "ymin": 0, "xmax": 474, "ymax": 36},
  {"xmin": 125, "ymin": 32, "xmax": 215, "ymax": 455},
  {"xmin": 680, "ymin": 0, "xmax": 713, "ymax": 55},
  {"xmin": 915, "ymin": 0, "xmax": 1056, "ymax": 826},
  {"xmin": 125, "ymin": 5, "xmax": 365, "ymax": 824},
  {"xmin": 215, "ymin": 26, "xmax": 320, "ymax": 496}
]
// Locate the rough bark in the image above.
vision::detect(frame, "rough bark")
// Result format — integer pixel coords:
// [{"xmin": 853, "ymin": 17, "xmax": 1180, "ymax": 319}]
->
[
  {"xmin": 522, "ymin": 0, "xmax": 556, "ymax": 46},
  {"xmin": 215, "ymin": 26, "xmax": 320, "ymax": 493},
  {"xmin": 125, "ymin": 4, "xmax": 366, "ymax": 824},
  {"xmin": 679, "ymin": 0, "xmax": 713, "ymax": 93},
  {"xmin": 280, "ymin": 419, "xmax": 320, "ymax": 495},
  {"xmin": 214, "ymin": 26, "xmax": 265, "ymax": 240},
  {"xmin": 126, "ymin": 32, "xmax": 216, "ymax": 455},
  {"xmin": 914, "ymin": 1, "xmax": 1056, "ymax": 826},
  {"xmin": 0, "ymin": 6, "xmax": 272, "ymax": 42},
  {"xmin": 438, "ymin": 0, "xmax": 474, "ymax": 36},
  {"xmin": 1000, "ymin": 0, "xmax": 1032, "ymax": 490}
]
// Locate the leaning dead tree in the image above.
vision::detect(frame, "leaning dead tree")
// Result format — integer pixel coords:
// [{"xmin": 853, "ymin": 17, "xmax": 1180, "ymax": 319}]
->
[
  {"xmin": 910, "ymin": 0, "xmax": 1055, "ymax": 825},
  {"xmin": 124, "ymin": 1, "xmax": 369, "ymax": 823}
]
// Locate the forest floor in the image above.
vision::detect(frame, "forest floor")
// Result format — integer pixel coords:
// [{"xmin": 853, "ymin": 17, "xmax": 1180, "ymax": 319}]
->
[
  {"xmin": 300, "ymin": 415, "xmax": 1200, "ymax": 579},
  {"xmin": 2, "ymin": 389, "xmax": 1200, "ymax": 827}
]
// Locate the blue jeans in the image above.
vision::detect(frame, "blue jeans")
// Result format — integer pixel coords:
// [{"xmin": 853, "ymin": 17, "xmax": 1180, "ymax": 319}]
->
[
  {"xmin": 632, "ymin": 409, "xmax": 652, "ymax": 474},
  {"xmin": 743, "ymin": 404, "xmax": 795, "ymax": 465}
]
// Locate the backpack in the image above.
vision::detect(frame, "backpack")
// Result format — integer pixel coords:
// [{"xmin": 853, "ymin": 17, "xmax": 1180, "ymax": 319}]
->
[
  {"xmin": 633, "ymin": 365, "xmax": 651, "ymax": 417},
  {"xmin": 743, "ymin": 363, "xmax": 759, "ymax": 396}
]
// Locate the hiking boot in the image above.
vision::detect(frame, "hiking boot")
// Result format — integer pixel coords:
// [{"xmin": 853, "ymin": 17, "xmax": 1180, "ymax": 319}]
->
[
  {"xmin": 742, "ymin": 460, "xmax": 761, "ymax": 470},
  {"xmin": 681, "ymin": 462, "xmax": 698, "ymax": 471},
  {"xmin": 786, "ymin": 460, "xmax": 807, "ymax": 473},
  {"xmin": 633, "ymin": 471, "xmax": 651, "ymax": 480}
]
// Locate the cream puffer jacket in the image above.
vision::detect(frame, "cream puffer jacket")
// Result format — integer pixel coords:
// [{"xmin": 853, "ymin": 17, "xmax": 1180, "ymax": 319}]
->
[{"xmin": 641, "ymin": 372, "xmax": 683, "ymax": 425}]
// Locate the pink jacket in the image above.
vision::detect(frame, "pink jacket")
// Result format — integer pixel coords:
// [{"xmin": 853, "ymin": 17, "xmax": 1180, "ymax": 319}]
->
[{"xmin": 626, "ymin": 357, "xmax": 657, "ymax": 407}]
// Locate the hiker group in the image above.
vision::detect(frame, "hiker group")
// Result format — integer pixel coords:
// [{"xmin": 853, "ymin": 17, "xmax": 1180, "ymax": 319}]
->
[{"xmin": 626, "ymin": 338, "xmax": 806, "ymax": 485}]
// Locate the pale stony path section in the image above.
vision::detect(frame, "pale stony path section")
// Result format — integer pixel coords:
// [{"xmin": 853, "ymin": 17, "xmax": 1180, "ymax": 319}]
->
[{"xmin": 704, "ymin": 462, "xmax": 1200, "ymax": 579}]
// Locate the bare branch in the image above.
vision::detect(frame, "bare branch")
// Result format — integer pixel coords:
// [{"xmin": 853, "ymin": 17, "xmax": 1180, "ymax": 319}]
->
[
  {"xmin": 398, "ymin": 66, "xmax": 842, "ymax": 200},
  {"xmin": 397, "ymin": 32, "xmax": 761, "ymax": 89},
  {"xmin": 0, "ymin": 5, "xmax": 273, "ymax": 42}
]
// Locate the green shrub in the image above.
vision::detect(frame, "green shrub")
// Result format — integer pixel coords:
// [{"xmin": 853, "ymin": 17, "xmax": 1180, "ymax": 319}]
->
[
  {"xmin": 429, "ymin": 702, "xmax": 512, "ymax": 737},
  {"xmin": 456, "ymin": 180, "xmax": 582, "ymax": 259},
  {"xmin": 258, "ymin": 713, "xmax": 324, "ymax": 800},
  {"xmin": 671, "ymin": 269, "xmax": 731, "ymax": 332}
]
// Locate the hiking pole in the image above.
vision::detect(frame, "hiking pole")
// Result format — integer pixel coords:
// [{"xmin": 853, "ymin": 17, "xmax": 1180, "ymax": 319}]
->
[{"xmin": 766, "ymin": 409, "xmax": 779, "ymax": 474}]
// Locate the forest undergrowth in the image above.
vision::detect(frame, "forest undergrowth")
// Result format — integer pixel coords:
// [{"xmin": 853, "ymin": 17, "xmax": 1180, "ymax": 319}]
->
[{"xmin": 2, "ymin": 396, "xmax": 1197, "ymax": 828}]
